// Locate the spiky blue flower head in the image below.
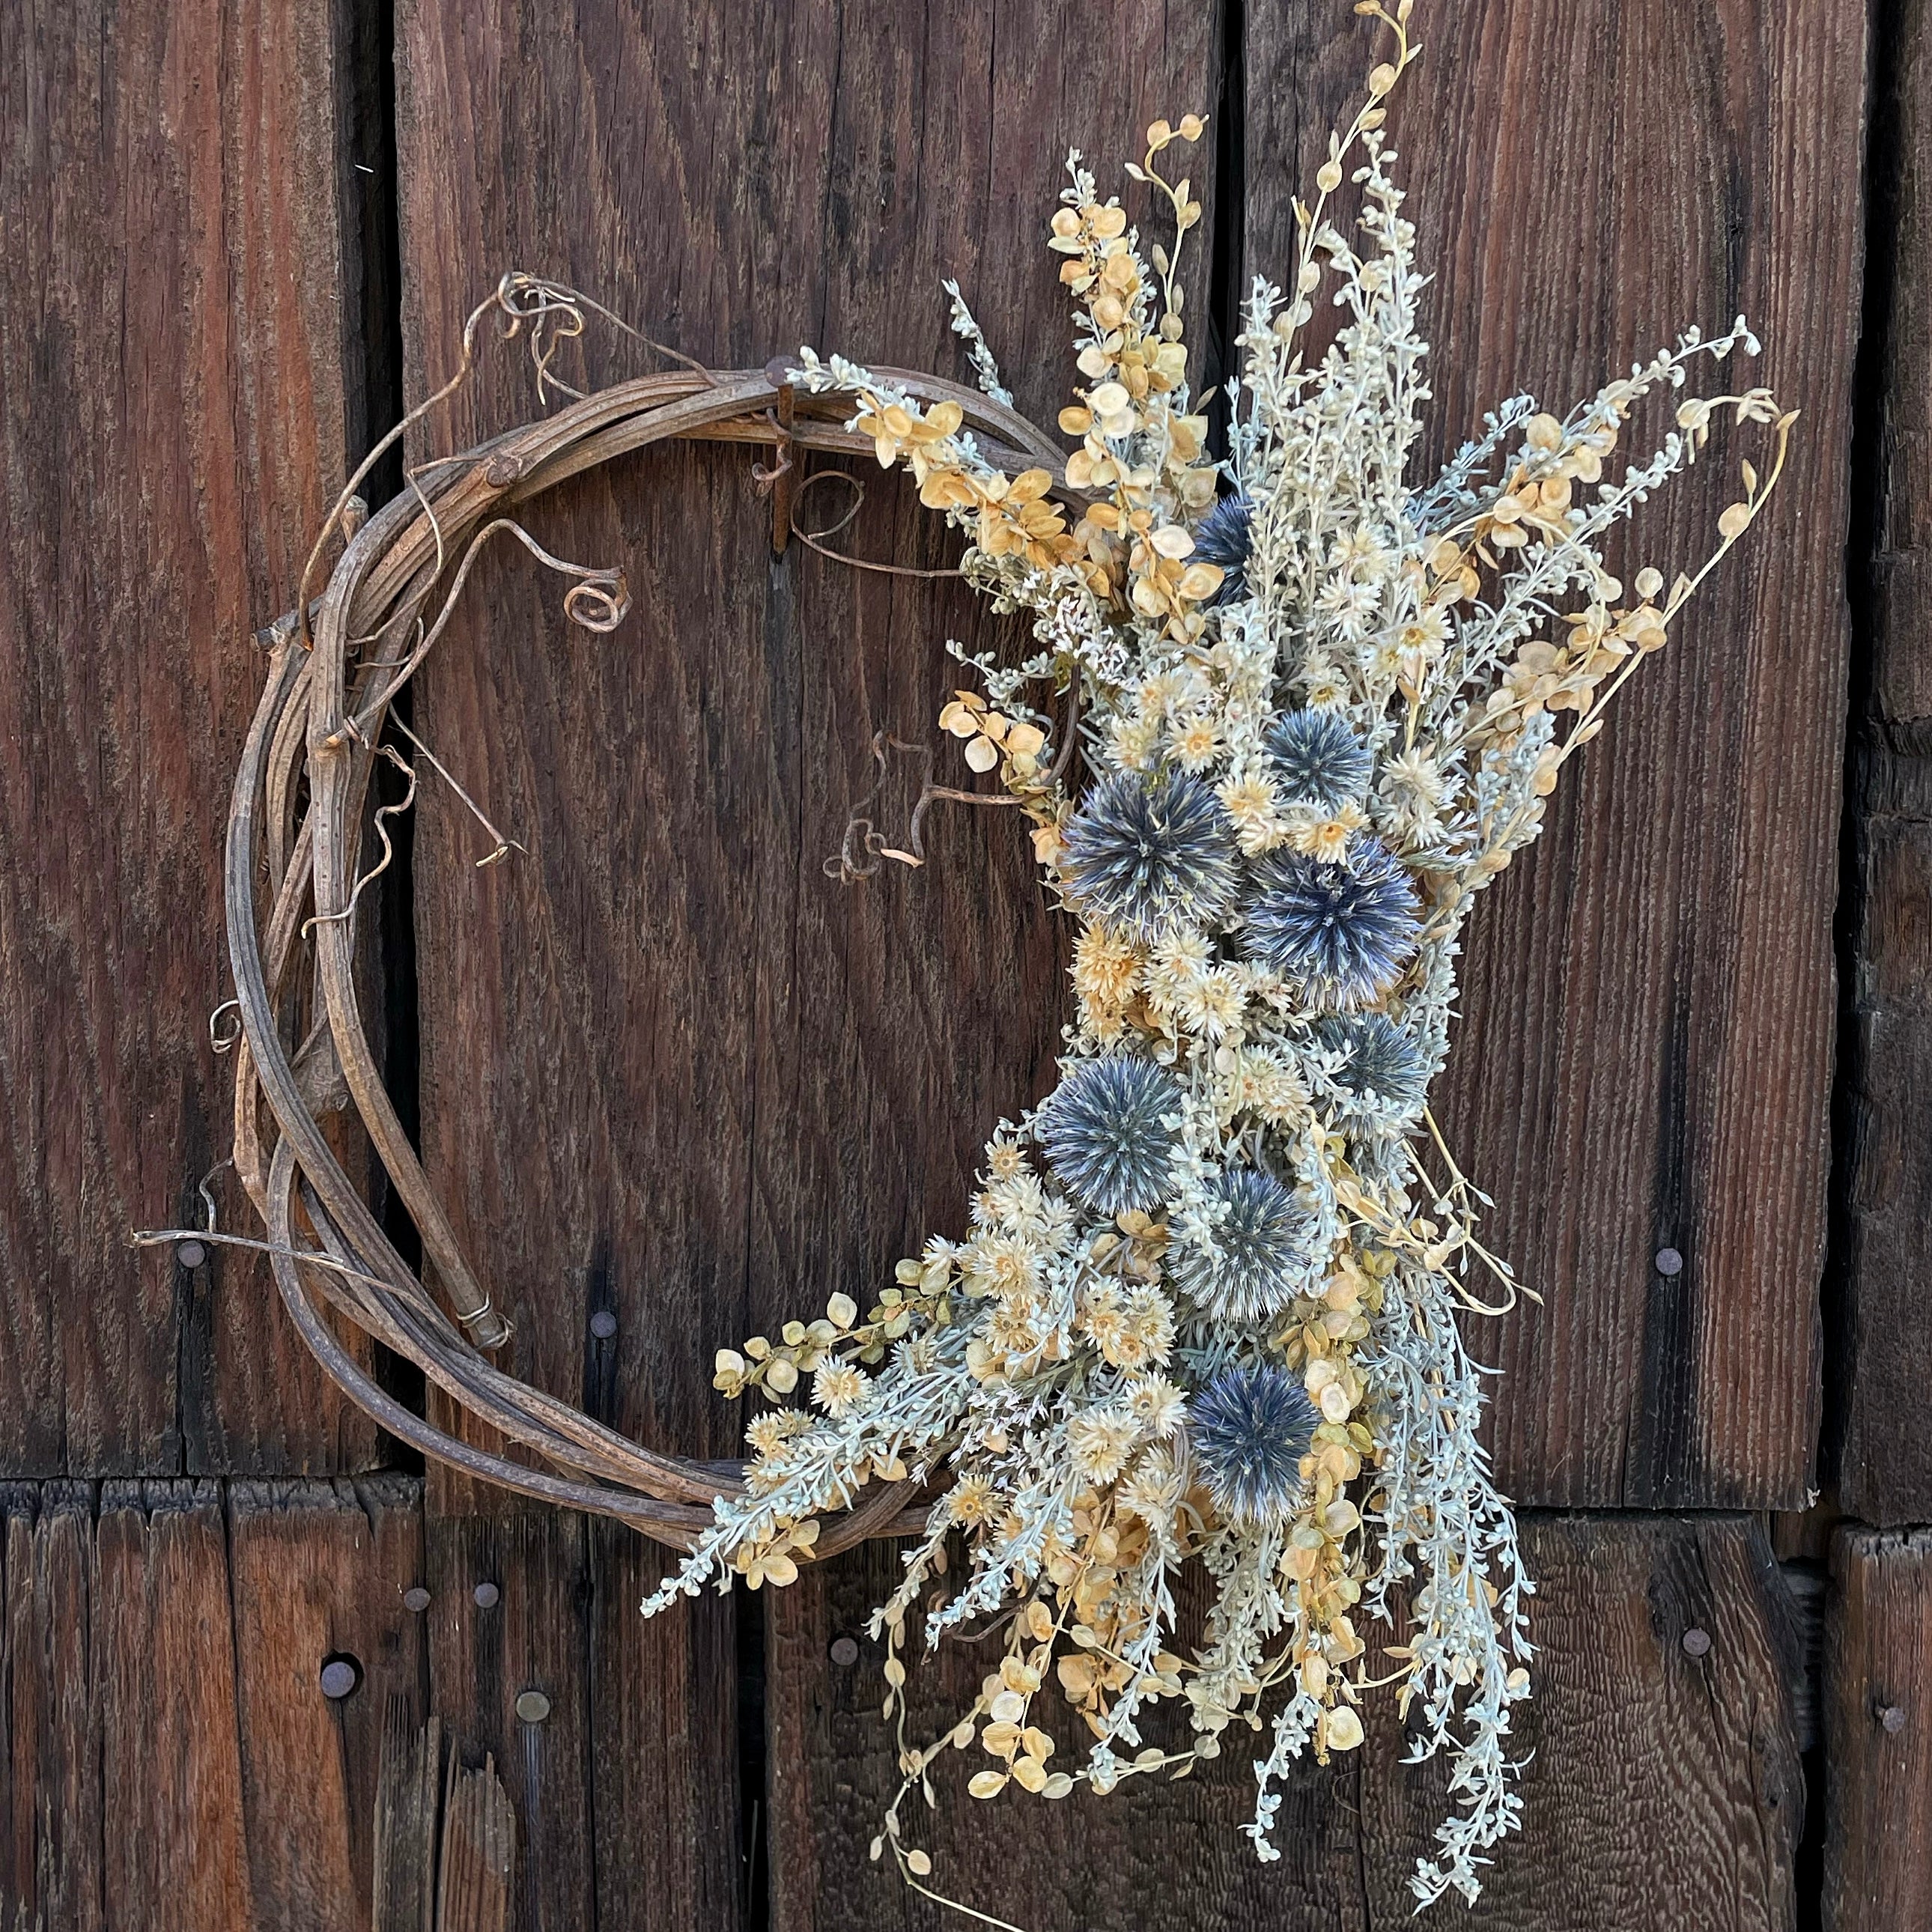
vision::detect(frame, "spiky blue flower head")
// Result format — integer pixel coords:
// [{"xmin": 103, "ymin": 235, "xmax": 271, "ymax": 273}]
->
[
  {"xmin": 1243, "ymin": 836, "xmax": 1421, "ymax": 1009},
  {"xmin": 1060, "ymin": 771, "xmax": 1239, "ymax": 944},
  {"xmin": 1172, "ymin": 1168, "xmax": 1319, "ymax": 1323},
  {"xmin": 1266, "ymin": 708, "xmax": 1373, "ymax": 811},
  {"xmin": 1315, "ymin": 1011, "xmax": 1431, "ymax": 1128},
  {"xmin": 1037, "ymin": 1056, "xmax": 1182, "ymax": 1216},
  {"xmin": 1189, "ymin": 1363, "xmax": 1319, "ymax": 1529},
  {"xmin": 1191, "ymin": 494, "xmax": 1254, "ymax": 605}
]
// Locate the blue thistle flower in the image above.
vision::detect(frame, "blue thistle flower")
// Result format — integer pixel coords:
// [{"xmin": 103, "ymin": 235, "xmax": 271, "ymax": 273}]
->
[
  {"xmin": 1060, "ymin": 771, "xmax": 1239, "ymax": 943},
  {"xmin": 1191, "ymin": 494, "xmax": 1254, "ymax": 605},
  {"xmin": 1172, "ymin": 1169, "xmax": 1319, "ymax": 1323},
  {"xmin": 1038, "ymin": 1057, "xmax": 1182, "ymax": 1215},
  {"xmin": 1315, "ymin": 1012, "xmax": 1431, "ymax": 1128},
  {"xmin": 1243, "ymin": 836, "xmax": 1420, "ymax": 1009},
  {"xmin": 1188, "ymin": 1363, "xmax": 1319, "ymax": 1529},
  {"xmin": 1266, "ymin": 708, "xmax": 1373, "ymax": 811}
]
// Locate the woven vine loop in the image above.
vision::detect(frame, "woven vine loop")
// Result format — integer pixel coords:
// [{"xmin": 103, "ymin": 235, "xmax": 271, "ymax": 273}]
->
[{"xmin": 220, "ymin": 291, "xmax": 1067, "ymax": 1552}]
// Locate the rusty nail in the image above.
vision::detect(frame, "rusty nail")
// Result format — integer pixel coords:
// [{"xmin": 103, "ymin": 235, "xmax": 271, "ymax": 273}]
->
[
  {"xmin": 473, "ymin": 1582, "xmax": 500, "ymax": 1610},
  {"xmin": 402, "ymin": 1586, "xmax": 431, "ymax": 1613},
  {"xmin": 1681, "ymin": 1626, "xmax": 1711, "ymax": 1658},
  {"xmin": 589, "ymin": 1309, "xmax": 618, "ymax": 1340},
  {"xmin": 175, "ymin": 1238, "xmax": 208, "ymax": 1270},
  {"xmin": 515, "ymin": 1689, "xmax": 553, "ymax": 1725},
  {"xmin": 1655, "ymin": 1248, "xmax": 1684, "ymax": 1278},
  {"xmin": 320, "ymin": 1658, "xmax": 359, "ymax": 1699},
  {"xmin": 1880, "ymin": 1703, "xmax": 1907, "ymax": 1734},
  {"xmin": 829, "ymin": 1635, "xmax": 860, "ymax": 1667}
]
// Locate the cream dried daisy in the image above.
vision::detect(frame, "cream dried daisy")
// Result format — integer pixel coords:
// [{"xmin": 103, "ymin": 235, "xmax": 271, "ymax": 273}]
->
[
  {"xmin": 812, "ymin": 1361, "xmax": 871, "ymax": 1418},
  {"xmin": 949, "ymin": 1474, "xmax": 1000, "ymax": 1526},
  {"xmin": 1145, "ymin": 930, "xmax": 1212, "ymax": 1012},
  {"xmin": 1286, "ymin": 798, "xmax": 1367, "ymax": 862},
  {"xmin": 1125, "ymin": 1373, "xmax": 1188, "ymax": 1437},
  {"xmin": 1168, "ymin": 712, "xmax": 1224, "ymax": 771},
  {"xmin": 745, "ymin": 1410, "xmax": 807, "ymax": 1458},
  {"xmin": 1072, "ymin": 925, "xmax": 1142, "ymax": 1016},
  {"xmin": 1105, "ymin": 1284, "xmax": 1175, "ymax": 1369},
  {"xmin": 961, "ymin": 1232, "xmax": 1042, "ymax": 1301},
  {"xmin": 1172, "ymin": 967, "xmax": 1246, "ymax": 1042},
  {"xmin": 1066, "ymin": 1404, "xmax": 1140, "ymax": 1486}
]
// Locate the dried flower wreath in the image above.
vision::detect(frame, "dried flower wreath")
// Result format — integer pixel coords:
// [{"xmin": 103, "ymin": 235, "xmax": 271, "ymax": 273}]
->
[{"xmin": 168, "ymin": 0, "xmax": 1790, "ymax": 1916}]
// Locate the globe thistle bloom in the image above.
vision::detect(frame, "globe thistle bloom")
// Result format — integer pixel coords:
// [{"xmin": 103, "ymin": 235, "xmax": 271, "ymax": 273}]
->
[
  {"xmin": 1266, "ymin": 708, "xmax": 1373, "ymax": 811},
  {"xmin": 1188, "ymin": 1363, "xmax": 1319, "ymax": 1529},
  {"xmin": 1243, "ymin": 836, "xmax": 1421, "ymax": 1008},
  {"xmin": 1060, "ymin": 771, "xmax": 1240, "ymax": 942},
  {"xmin": 1037, "ymin": 1057, "xmax": 1182, "ymax": 1215},
  {"xmin": 1315, "ymin": 1011, "xmax": 1431, "ymax": 1128},
  {"xmin": 1191, "ymin": 493, "xmax": 1255, "ymax": 604},
  {"xmin": 1171, "ymin": 1168, "xmax": 1319, "ymax": 1322}
]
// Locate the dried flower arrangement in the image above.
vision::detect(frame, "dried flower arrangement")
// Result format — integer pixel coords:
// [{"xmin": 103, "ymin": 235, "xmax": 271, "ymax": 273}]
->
[
  {"xmin": 638, "ymin": 1, "xmax": 1793, "ymax": 1910},
  {"xmin": 164, "ymin": 0, "xmax": 1796, "ymax": 1918}
]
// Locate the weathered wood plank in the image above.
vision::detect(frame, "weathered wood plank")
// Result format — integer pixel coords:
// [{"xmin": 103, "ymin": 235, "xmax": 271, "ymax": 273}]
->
[
  {"xmin": 584, "ymin": 1519, "xmax": 746, "ymax": 1932},
  {"xmin": 437, "ymin": 1746, "xmax": 515, "ymax": 1932},
  {"xmin": 767, "ymin": 1513, "xmax": 1804, "ymax": 1930},
  {"xmin": 420, "ymin": 1510, "xmax": 747, "ymax": 1932},
  {"xmin": 421, "ymin": 1514, "xmax": 584, "ymax": 1932},
  {"xmin": 393, "ymin": 4, "xmax": 1212, "ymax": 1925},
  {"xmin": 92, "ymin": 1483, "xmax": 258, "ymax": 1931},
  {"xmin": 1245, "ymin": 0, "xmax": 1859, "ymax": 1509},
  {"xmin": 1823, "ymin": 1526, "xmax": 1932, "ymax": 1931},
  {"xmin": 227, "ymin": 1477, "xmax": 428, "ymax": 1931},
  {"xmin": 1, "ymin": 1483, "xmax": 106, "ymax": 1932},
  {"xmin": 2, "ymin": 1480, "xmax": 429, "ymax": 1932},
  {"xmin": 374, "ymin": 1705, "xmax": 443, "ymax": 1932},
  {"xmin": 1836, "ymin": 0, "xmax": 1932, "ymax": 1528},
  {"xmin": 0, "ymin": 0, "xmax": 379, "ymax": 1474}
]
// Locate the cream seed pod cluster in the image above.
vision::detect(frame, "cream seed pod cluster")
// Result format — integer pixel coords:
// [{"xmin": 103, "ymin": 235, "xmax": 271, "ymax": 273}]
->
[{"xmin": 642, "ymin": 2, "xmax": 1793, "ymax": 1909}]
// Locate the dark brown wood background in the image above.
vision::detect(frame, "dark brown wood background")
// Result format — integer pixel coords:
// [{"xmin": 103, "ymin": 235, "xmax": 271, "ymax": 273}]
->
[{"xmin": 4, "ymin": 0, "xmax": 1924, "ymax": 1925}]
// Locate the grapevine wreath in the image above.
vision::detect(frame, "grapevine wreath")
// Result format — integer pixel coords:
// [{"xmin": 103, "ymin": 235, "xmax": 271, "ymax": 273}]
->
[{"xmin": 181, "ymin": 2, "xmax": 1790, "ymax": 1911}]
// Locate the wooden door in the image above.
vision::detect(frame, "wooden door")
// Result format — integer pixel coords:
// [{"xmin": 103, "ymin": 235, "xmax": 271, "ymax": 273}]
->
[{"xmin": 6, "ymin": 1, "xmax": 1923, "ymax": 1927}]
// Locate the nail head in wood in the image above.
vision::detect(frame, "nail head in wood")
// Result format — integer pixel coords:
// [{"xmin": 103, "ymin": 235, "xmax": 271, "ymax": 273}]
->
[
  {"xmin": 830, "ymin": 1635, "xmax": 860, "ymax": 1667},
  {"xmin": 1681, "ymin": 1626, "xmax": 1711, "ymax": 1658},
  {"xmin": 514, "ymin": 1689, "xmax": 552, "ymax": 1725},
  {"xmin": 1880, "ymin": 1702, "xmax": 1907, "ymax": 1734},
  {"xmin": 402, "ymin": 1586, "xmax": 431, "ymax": 1613},
  {"xmin": 1655, "ymin": 1247, "xmax": 1684, "ymax": 1278},
  {"xmin": 320, "ymin": 1657, "xmax": 359, "ymax": 1699},
  {"xmin": 175, "ymin": 1238, "xmax": 208, "ymax": 1269},
  {"xmin": 473, "ymin": 1581, "xmax": 500, "ymax": 1609},
  {"xmin": 589, "ymin": 1309, "xmax": 618, "ymax": 1340}
]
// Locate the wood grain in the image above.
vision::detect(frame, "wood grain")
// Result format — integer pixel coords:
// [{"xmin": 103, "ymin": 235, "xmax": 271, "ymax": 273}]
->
[
  {"xmin": 375, "ymin": 1706, "xmax": 443, "ymax": 1932},
  {"xmin": 766, "ymin": 1513, "xmax": 1805, "ymax": 1931},
  {"xmin": 392, "ymin": 1, "xmax": 1211, "ymax": 1923},
  {"xmin": 0, "ymin": 0, "xmax": 379, "ymax": 1474},
  {"xmin": 387, "ymin": 0, "xmax": 1209, "ymax": 1471},
  {"xmin": 1822, "ymin": 1526, "xmax": 1932, "ymax": 1931},
  {"xmin": 1836, "ymin": 0, "xmax": 1932, "ymax": 1527},
  {"xmin": 1245, "ymin": 0, "xmax": 1860, "ymax": 1509},
  {"xmin": 1, "ymin": 1482, "xmax": 255, "ymax": 1930},
  {"xmin": 228, "ymin": 1478, "xmax": 429, "ymax": 1931},
  {"xmin": 420, "ymin": 1509, "xmax": 745, "ymax": 1932}
]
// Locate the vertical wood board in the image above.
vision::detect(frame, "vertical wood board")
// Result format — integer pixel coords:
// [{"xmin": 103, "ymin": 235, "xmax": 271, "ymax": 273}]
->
[
  {"xmin": 0, "ymin": 0, "xmax": 379, "ymax": 1474},
  {"xmin": 1822, "ymin": 1526, "xmax": 1932, "ymax": 1931},
  {"xmin": 1244, "ymin": 0, "xmax": 1859, "ymax": 1508},
  {"xmin": 765, "ymin": 1513, "xmax": 1805, "ymax": 1931}
]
